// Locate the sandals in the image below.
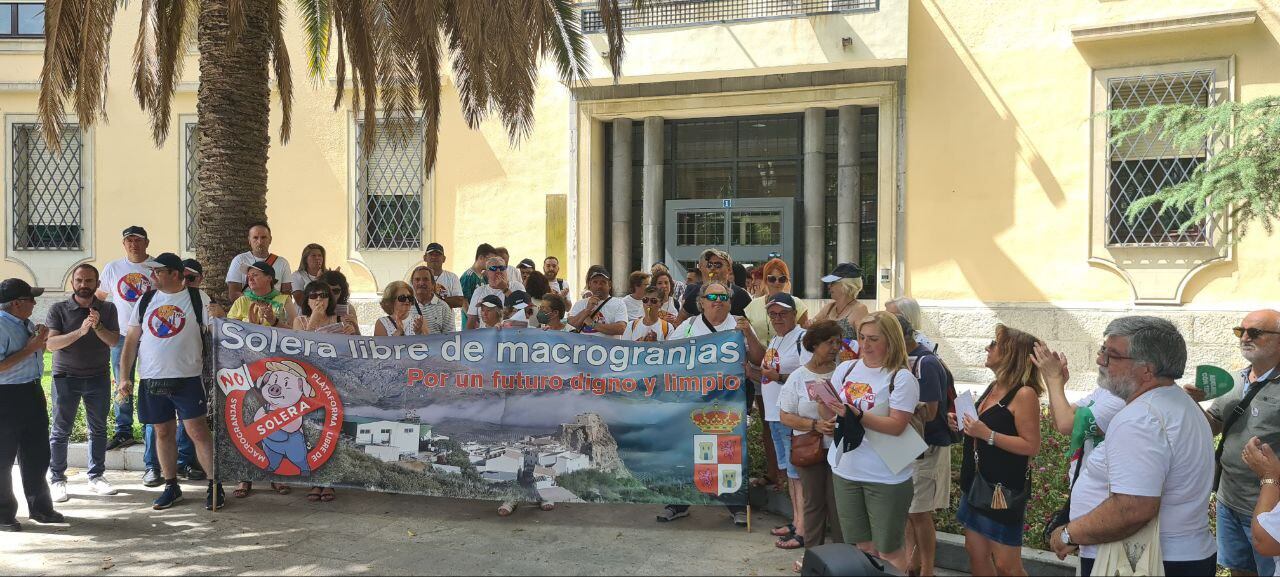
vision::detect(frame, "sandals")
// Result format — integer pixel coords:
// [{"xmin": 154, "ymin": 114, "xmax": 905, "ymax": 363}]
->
[
  {"xmin": 771, "ymin": 523, "xmax": 795, "ymax": 538},
  {"xmin": 775, "ymin": 535, "xmax": 805, "ymax": 550},
  {"xmin": 307, "ymin": 487, "xmax": 323, "ymax": 502},
  {"xmin": 233, "ymin": 482, "xmax": 252, "ymax": 498},
  {"xmin": 539, "ymin": 501, "xmax": 556, "ymax": 511},
  {"xmin": 497, "ymin": 500, "xmax": 517, "ymax": 516},
  {"xmin": 270, "ymin": 483, "xmax": 292, "ymax": 495},
  {"xmin": 320, "ymin": 488, "xmax": 336, "ymax": 502}
]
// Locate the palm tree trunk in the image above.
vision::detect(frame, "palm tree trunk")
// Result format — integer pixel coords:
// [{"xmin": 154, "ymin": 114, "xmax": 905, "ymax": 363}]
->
[{"xmin": 195, "ymin": 0, "xmax": 273, "ymax": 301}]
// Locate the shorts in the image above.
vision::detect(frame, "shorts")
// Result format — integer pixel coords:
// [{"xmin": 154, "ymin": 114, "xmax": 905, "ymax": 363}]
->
[
  {"xmin": 769, "ymin": 421, "xmax": 799, "ymax": 480},
  {"xmin": 910, "ymin": 445, "xmax": 952, "ymax": 514},
  {"xmin": 137, "ymin": 376, "xmax": 208, "ymax": 424},
  {"xmin": 1217, "ymin": 501, "xmax": 1276, "ymax": 575},
  {"xmin": 832, "ymin": 475, "xmax": 913, "ymax": 554}
]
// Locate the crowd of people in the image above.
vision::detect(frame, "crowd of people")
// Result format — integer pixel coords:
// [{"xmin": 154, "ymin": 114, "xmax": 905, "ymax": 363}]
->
[{"xmin": 2, "ymin": 223, "xmax": 1280, "ymax": 577}]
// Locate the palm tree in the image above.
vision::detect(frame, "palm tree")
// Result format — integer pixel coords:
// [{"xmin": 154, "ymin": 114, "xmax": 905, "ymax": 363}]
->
[{"xmin": 37, "ymin": 0, "xmax": 632, "ymax": 299}]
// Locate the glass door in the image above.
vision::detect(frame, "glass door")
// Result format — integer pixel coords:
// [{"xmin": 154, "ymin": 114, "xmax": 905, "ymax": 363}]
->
[{"xmin": 665, "ymin": 198, "xmax": 793, "ymax": 282}]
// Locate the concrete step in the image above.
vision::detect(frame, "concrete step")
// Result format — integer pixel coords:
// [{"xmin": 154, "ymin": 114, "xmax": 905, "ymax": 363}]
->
[{"xmin": 64, "ymin": 442, "xmax": 149, "ymax": 472}]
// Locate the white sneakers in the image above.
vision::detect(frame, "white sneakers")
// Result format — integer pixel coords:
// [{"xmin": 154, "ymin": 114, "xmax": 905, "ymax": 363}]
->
[
  {"xmin": 50, "ymin": 477, "xmax": 118, "ymax": 502},
  {"xmin": 51, "ymin": 481, "xmax": 69, "ymax": 503},
  {"xmin": 88, "ymin": 477, "xmax": 118, "ymax": 496}
]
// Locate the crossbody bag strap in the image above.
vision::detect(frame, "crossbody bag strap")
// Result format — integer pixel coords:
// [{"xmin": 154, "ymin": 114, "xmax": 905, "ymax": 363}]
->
[
  {"xmin": 1215, "ymin": 376, "xmax": 1279, "ymax": 489},
  {"xmin": 701, "ymin": 314, "xmax": 718, "ymax": 333}
]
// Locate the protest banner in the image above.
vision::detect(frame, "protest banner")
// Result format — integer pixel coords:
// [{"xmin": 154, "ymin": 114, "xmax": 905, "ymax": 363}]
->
[{"xmin": 211, "ymin": 319, "xmax": 749, "ymax": 506}]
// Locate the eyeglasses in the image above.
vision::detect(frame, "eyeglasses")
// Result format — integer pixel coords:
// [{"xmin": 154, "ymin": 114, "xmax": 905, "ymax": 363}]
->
[
  {"xmin": 767, "ymin": 311, "xmax": 793, "ymax": 319},
  {"xmin": 642, "ymin": 298, "xmax": 660, "ymax": 305},
  {"xmin": 1235, "ymin": 327, "xmax": 1280, "ymax": 340},
  {"xmin": 702, "ymin": 293, "xmax": 731, "ymax": 302},
  {"xmin": 488, "ymin": 265, "xmax": 507, "ymax": 272},
  {"xmin": 1097, "ymin": 346, "xmax": 1133, "ymax": 367},
  {"xmin": 766, "ymin": 275, "xmax": 788, "ymax": 284},
  {"xmin": 395, "ymin": 295, "xmax": 414, "ymax": 303},
  {"xmin": 308, "ymin": 292, "xmax": 331, "ymax": 300},
  {"xmin": 705, "ymin": 261, "xmax": 725, "ymax": 270}
]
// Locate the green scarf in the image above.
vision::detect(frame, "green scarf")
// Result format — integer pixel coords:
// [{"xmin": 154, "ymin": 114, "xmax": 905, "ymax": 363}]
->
[{"xmin": 245, "ymin": 289, "xmax": 281, "ymax": 303}]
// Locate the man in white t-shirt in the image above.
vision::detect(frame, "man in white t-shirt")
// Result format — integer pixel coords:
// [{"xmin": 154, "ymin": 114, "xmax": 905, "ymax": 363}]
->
[
  {"xmin": 567, "ymin": 265, "xmax": 628, "ymax": 338},
  {"xmin": 97, "ymin": 226, "xmax": 155, "ymax": 449},
  {"xmin": 466, "ymin": 256, "xmax": 525, "ymax": 330},
  {"xmin": 422, "ymin": 243, "xmax": 467, "ymax": 310},
  {"xmin": 119, "ymin": 253, "xmax": 227, "ymax": 512},
  {"xmin": 1034, "ymin": 342, "xmax": 1127, "ymax": 483},
  {"xmin": 226, "ymin": 221, "xmax": 291, "ymax": 302},
  {"xmin": 1050, "ymin": 316, "xmax": 1215, "ymax": 576}
]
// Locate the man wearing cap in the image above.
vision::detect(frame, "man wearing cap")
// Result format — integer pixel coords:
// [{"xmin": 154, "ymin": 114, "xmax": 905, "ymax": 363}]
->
[
  {"xmin": 676, "ymin": 249, "xmax": 752, "ymax": 325},
  {"xmin": 408, "ymin": 266, "xmax": 455, "ymax": 334},
  {"xmin": 98, "ymin": 226, "xmax": 154, "ymax": 450},
  {"xmin": 567, "ymin": 266, "xmax": 628, "ymax": 338},
  {"xmin": 503, "ymin": 291, "xmax": 532, "ymax": 328},
  {"xmin": 120, "ymin": 253, "xmax": 224, "ymax": 510},
  {"xmin": 476, "ymin": 295, "xmax": 505, "ymax": 329},
  {"xmin": 45, "ymin": 264, "xmax": 121, "ymax": 503},
  {"xmin": 0, "ymin": 278, "xmax": 64, "ymax": 531},
  {"xmin": 761, "ymin": 292, "xmax": 811, "ymax": 549},
  {"xmin": 466, "ymin": 256, "xmax": 525, "ymax": 330},
  {"xmin": 226, "ymin": 221, "xmax": 292, "ymax": 303},
  {"xmin": 516, "ymin": 259, "xmax": 537, "ymax": 287},
  {"xmin": 422, "ymin": 243, "xmax": 467, "ymax": 310}
]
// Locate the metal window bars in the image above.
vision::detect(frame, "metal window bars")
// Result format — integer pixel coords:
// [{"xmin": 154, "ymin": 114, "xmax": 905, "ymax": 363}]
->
[
  {"xmin": 1106, "ymin": 70, "xmax": 1216, "ymax": 247},
  {"xmin": 355, "ymin": 119, "xmax": 425, "ymax": 250},
  {"xmin": 11, "ymin": 123, "xmax": 82, "ymax": 250},
  {"xmin": 579, "ymin": 0, "xmax": 879, "ymax": 33},
  {"xmin": 184, "ymin": 122, "xmax": 200, "ymax": 252}
]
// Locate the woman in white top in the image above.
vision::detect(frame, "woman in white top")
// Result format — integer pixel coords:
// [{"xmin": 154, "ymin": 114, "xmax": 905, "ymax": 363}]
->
[
  {"xmin": 374, "ymin": 281, "xmax": 419, "ymax": 336},
  {"xmin": 822, "ymin": 311, "xmax": 921, "ymax": 574},
  {"xmin": 290, "ymin": 243, "xmax": 328, "ymax": 309},
  {"xmin": 621, "ymin": 286, "xmax": 674, "ymax": 342},
  {"xmin": 778, "ymin": 321, "xmax": 846, "ymax": 571}
]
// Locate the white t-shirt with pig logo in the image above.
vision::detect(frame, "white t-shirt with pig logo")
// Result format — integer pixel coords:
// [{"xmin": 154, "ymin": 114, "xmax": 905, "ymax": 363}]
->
[
  {"xmin": 131, "ymin": 288, "xmax": 210, "ymax": 379},
  {"xmin": 828, "ymin": 360, "xmax": 920, "ymax": 485}
]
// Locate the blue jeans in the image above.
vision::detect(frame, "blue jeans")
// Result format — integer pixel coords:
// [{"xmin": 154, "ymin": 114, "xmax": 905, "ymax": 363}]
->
[
  {"xmin": 109, "ymin": 339, "xmax": 136, "ymax": 438},
  {"xmin": 1217, "ymin": 500, "xmax": 1277, "ymax": 575},
  {"xmin": 768, "ymin": 421, "xmax": 799, "ymax": 480},
  {"xmin": 143, "ymin": 422, "xmax": 195, "ymax": 471},
  {"xmin": 48, "ymin": 375, "xmax": 111, "ymax": 481}
]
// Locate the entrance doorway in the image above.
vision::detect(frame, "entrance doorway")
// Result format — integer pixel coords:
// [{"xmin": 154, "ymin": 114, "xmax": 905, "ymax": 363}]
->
[{"xmin": 664, "ymin": 198, "xmax": 794, "ymax": 281}]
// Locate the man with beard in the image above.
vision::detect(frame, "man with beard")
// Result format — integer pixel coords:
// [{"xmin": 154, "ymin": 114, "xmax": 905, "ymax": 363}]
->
[
  {"xmin": 1049, "ymin": 316, "xmax": 1215, "ymax": 576},
  {"xmin": 1184, "ymin": 309, "xmax": 1280, "ymax": 577},
  {"xmin": 45, "ymin": 265, "xmax": 121, "ymax": 502}
]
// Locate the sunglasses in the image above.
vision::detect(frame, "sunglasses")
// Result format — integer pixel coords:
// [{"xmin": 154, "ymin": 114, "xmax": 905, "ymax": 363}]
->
[
  {"xmin": 395, "ymin": 295, "xmax": 414, "ymax": 303},
  {"xmin": 705, "ymin": 261, "xmax": 725, "ymax": 270},
  {"xmin": 642, "ymin": 298, "xmax": 660, "ymax": 305},
  {"xmin": 702, "ymin": 293, "xmax": 731, "ymax": 302},
  {"xmin": 1235, "ymin": 327, "xmax": 1280, "ymax": 340},
  {"xmin": 766, "ymin": 275, "xmax": 788, "ymax": 284},
  {"xmin": 488, "ymin": 265, "xmax": 507, "ymax": 272},
  {"xmin": 308, "ymin": 292, "xmax": 331, "ymax": 300},
  {"xmin": 184, "ymin": 274, "xmax": 199, "ymax": 283}
]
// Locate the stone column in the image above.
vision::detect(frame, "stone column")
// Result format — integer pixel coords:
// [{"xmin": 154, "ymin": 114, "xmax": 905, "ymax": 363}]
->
[
  {"xmin": 837, "ymin": 105, "xmax": 862, "ymax": 264},
  {"xmin": 803, "ymin": 108, "xmax": 826, "ymax": 299},
  {"xmin": 611, "ymin": 118, "xmax": 633, "ymax": 294},
  {"xmin": 642, "ymin": 117, "xmax": 664, "ymax": 269}
]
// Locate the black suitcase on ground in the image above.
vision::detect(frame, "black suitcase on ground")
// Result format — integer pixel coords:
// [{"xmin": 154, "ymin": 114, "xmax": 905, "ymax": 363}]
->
[{"xmin": 800, "ymin": 544, "xmax": 889, "ymax": 576}]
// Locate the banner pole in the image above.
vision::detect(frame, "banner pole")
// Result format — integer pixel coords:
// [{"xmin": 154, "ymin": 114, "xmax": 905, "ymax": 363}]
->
[{"xmin": 746, "ymin": 505, "xmax": 752, "ymax": 533}]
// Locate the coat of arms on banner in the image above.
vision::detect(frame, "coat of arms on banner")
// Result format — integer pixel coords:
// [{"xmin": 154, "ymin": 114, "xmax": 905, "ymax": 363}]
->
[
  {"xmin": 217, "ymin": 357, "xmax": 344, "ymax": 476},
  {"xmin": 691, "ymin": 404, "xmax": 743, "ymax": 495}
]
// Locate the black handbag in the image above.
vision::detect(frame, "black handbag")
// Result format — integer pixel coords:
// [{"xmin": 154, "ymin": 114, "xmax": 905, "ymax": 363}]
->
[
  {"xmin": 966, "ymin": 442, "xmax": 1031, "ymax": 511},
  {"xmin": 142, "ymin": 377, "xmax": 190, "ymax": 398}
]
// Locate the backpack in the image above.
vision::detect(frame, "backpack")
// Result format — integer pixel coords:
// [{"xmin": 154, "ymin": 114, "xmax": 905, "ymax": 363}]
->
[
  {"xmin": 137, "ymin": 287, "xmax": 206, "ymax": 328},
  {"xmin": 910, "ymin": 349, "xmax": 960, "ymax": 444}
]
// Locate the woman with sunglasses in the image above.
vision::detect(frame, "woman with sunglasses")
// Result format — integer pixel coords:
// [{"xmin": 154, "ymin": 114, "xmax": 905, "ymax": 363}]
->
[
  {"xmin": 745, "ymin": 259, "xmax": 810, "ymax": 344},
  {"xmin": 621, "ymin": 286, "xmax": 673, "ymax": 342},
  {"xmin": 374, "ymin": 281, "xmax": 418, "ymax": 336},
  {"xmin": 317, "ymin": 270, "xmax": 360, "ymax": 335},
  {"xmin": 292, "ymin": 281, "xmax": 349, "ymax": 334},
  {"xmin": 649, "ymin": 268, "xmax": 680, "ymax": 323}
]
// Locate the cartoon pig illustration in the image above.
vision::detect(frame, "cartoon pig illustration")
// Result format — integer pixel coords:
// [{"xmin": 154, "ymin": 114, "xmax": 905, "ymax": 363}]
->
[{"xmin": 252, "ymin": 360, "xmax": 316, "ymax": 475}]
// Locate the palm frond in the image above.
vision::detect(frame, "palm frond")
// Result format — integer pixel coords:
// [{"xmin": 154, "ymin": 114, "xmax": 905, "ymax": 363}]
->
[
  {"xmin": 296, "ymin": 0, "xmax": 332, "ymax": 79},
  {"xmin": 269, "ymin": 0, "xmax": 294, "ymax": 142},
  {"xmin": 131, "ymin": 0, "xmax": 157, "ymax": 112},
  {"xmin": 37, "ymin": 0, "xmax": 87, "ymax": 146},
  {"xmin": 595, "ymin": 0, "xmax": 634, "ymax": 80},
  {"xmin": 74, "ymin": 0, "xmax": 119, "ymax": 125},
  {"xmin": 540, "ymin": 0, "xmax": 589, "ymax": 85},
  {"xmin": 149, "ymin": 0, "xmax": 192, "ymax": 144}
]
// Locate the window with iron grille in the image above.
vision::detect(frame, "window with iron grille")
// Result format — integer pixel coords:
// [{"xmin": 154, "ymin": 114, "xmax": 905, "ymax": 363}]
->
[
  {"xmin": 1106, "ymin": 71, "xmax": 1215, "ymax": 247},
  {"xmin": 0, "ymin": 2, "xmax": 44, "ymax": 38},
  {"xmin": 580, "ymin": 0, "xmax": 878, "ymax": 33},
  {"xmin": 183, "ymin": 121, "xmax": 200, "ymax": 251},
  {"xmin": 355, "ymin": 118, "xmax": 424, "ymax": 250},
  {"xmin": 11, "ymin": 123, "xmax": 82, "ymax": 250}
]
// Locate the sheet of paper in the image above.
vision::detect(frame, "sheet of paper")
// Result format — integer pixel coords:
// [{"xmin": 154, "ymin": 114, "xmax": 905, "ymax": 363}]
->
[
  {"xmin": 955, "ymin": 390, "xmax": 979, "ymax": 432},
  {"xmin": 865, "ymin": 425, "xmax": 928, "ymax": 475}
]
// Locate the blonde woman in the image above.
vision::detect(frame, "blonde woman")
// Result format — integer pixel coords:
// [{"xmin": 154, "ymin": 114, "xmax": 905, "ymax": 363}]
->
[
  {"xmin": 374, "ymin": 281, "xmax": 420, "ymax": 336},
  {"xmin": 823, "ymin": 311, "xmax": 920, "ymax": 574}
]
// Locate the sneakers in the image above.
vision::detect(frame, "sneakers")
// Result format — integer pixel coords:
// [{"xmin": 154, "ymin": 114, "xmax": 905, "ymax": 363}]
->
[
  {"xmin": 153, "ymin": 483, "xmax": 183, "ymax": 510},
  {"xmin": 180, "ymin": 463, "xmax": 207, "ymax": 481},
  {"xmin": 106, "ymin": 435, "xmax": 137, "ymax": 451},
  {"xmin": 205, "ymin": 482, "xmax": 225, "ymax": 511},
  {"xmin": 0, "ymin": 519, "xmax": 19, "ymax": 532},
  {"xmin": 50, "ymin": 481, "xmax": 69, "ymax": 503},
  {"xmin": 28, "ymin": 508, "xmax": 65, "ymax": 524},
  {"xmin": 88, "ymin": 476, "xmax": 118, "ymax": 496},
  {"xmin": 142, "ymin": 468, "xmax": 163, "ymax": 488},
  {"xmin": 732, "ymin": 510, "xmax": 748, "ymax": 527},
  {"xmin": 656, "ymin": 506, "xmax": 690, "ymax": 523}
]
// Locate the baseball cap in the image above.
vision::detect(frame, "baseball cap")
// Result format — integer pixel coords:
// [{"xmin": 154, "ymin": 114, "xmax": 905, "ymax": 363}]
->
[
  {"xmin": 766, "ymin": 292, "xmax": 797, "ymax": 310},
  {"xmin": 182, "ymin": 258, "xmax": 203, "ymax": 276},
  {"xmin": 122, "ymin": 226, "xmax": 148, "ymax": 240},
  {"xmin": 517, "ymin": 258, "xmax": 536, "ymax": 270},
  {"xmin": 894, "ymin": 313, "xmax": 916, "ymax": 341},
  {"xmin": 248, "ymin": 260, "xmax": 277, "ymax": 279},
  {"xmin": 821, "ymin": 262, "xmax": 863, "ymax": 283},
  {"xmin": 504, "ymin": 290, "xmax": 530, "ymax": 310},
  {"xmin": 143, "ymin": 252, "xmax": 184, "ymax": 272},
  {"xmin": 0, "ymin": 278, "xmax": 44, "ymax": 303},
  {"xmin": 479, "ymin": 295, "xmax": 503, "ymax": 309},
  {"xmin": 586, "ymin": 265, "xmax": 610, "ymax": 281},
  {"xmin": 425, "ymin": 242, "xmax": 445, "ymax": 255}
]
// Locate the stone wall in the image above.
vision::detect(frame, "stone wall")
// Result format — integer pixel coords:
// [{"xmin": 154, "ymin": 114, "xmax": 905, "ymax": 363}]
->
[{"xmin": 918, "ymin": 302, "xmax": 1250, "ymax": 390}]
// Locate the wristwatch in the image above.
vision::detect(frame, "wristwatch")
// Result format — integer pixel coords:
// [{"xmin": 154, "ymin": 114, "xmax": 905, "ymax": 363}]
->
[
  {"xmin": 987, "ymin": 430, "xmax": 997, "ymax": 446},
  {"xmin": 1061, "ymin": 524, "xmax": 1074, "ymax": 546},
  {"xmin": 1263, "ymin": 478, "xmax": 1279, "ymax": 487}
]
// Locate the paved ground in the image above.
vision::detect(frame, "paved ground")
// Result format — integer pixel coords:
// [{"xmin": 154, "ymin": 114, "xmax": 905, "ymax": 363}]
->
[{"xmin": 3, "ymin": 469, "xmax": 808, "ymax": 576}]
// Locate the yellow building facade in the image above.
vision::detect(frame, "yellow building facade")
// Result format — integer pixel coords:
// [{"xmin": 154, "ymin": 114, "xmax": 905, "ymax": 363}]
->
[{"xmin": 1, "ymin": 0, "xmax": 1277, "ymax": 386}]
